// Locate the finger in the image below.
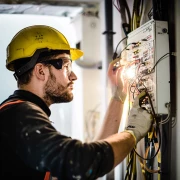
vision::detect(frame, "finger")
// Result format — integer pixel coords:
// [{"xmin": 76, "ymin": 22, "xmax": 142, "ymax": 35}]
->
[
  {"xmin": 141, "ymin": 110, "xmax": 153, "ymax": 121},
  {"xmin": 110, "ymin": 57, "xmax": 121, "ymax": 65},
  {"xmin": 108, "ymin": 63, "xmax": 124, "ymax": 82},
  {"xmin": 111, "ymin": 58, "xmax": 122, "ymax": 71},
  {"xmin": 133, "ymin": 91, "xmax": 147, "ymax": 108},
  {"xmin": 138, "ymin": 91, "xmax": 147, "ymax": 99},
  {"xmin": 129, "ymin": 107, "xmax": 138, "ymax": 116},
  {"xmin": 137, "ymin": 108, "xmax": 144, "ymax": 113},
  {"xmin": 115, "ymin": 65, "xmax": 126, "ymax": 85},
  {"xmin": 108, "ymin": 58, "xmax": 121, "ymax": 75}
]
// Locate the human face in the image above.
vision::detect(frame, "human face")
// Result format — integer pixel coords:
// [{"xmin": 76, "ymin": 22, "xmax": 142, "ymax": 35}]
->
[{"xmin": 43, "ymin": 53, "xmax": 77, "ymax": 104}]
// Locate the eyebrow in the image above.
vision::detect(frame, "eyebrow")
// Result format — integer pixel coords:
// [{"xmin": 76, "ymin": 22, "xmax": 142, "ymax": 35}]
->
[{"xmin": 61, "ymin": 58, "xmax": 72, "ymax": 64}]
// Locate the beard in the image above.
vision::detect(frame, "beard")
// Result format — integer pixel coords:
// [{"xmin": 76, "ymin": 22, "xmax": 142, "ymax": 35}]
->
[{"xmin": 43, "ymin": 68, "xmax": 73, "ymax": 104}]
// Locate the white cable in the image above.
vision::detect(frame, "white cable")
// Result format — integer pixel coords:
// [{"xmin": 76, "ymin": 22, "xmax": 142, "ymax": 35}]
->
[{"xmin": 158, "ymin": 103, "xmax": 171, "ymax": 124}]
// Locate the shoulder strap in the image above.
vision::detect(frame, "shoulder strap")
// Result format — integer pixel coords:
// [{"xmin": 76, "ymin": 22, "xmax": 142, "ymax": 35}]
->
[
  {"xmin": 0, "ymin": 100, "xmax": 24, "ymax": 110},
  {"xmin": 44, "ymin": 172, "xmax": 51, "ymax": 180}
]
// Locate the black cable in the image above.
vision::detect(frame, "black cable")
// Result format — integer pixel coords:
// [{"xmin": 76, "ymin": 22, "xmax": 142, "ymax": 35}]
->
[
  {"xmin": 133, "ymin": 90, "xmax": 161, "ymax": 161},
  {"xmin": 118, "ymin": 0, "xmax": 132, "ymax": 34},
  {"xmin": 148, "ymin": 7, "xmax": 153, "ymax": 20},
  {"xmin": 150, "ymin": 53, "xmax": 170, "ymax": 73},
  {"xmin": 113, "ymin": 36, "xmax": 128, "ymax": 60},
  {"xmin": 154, "ymin": 0, "xmax": 163, "ymax": 20},
  {"xmin": 117, "ymin": 42, "xmax": 136, "ymax": 59},
  {"xmin": 146, "ymin": 92, "xmax": 157, "ymax": 122},
  {"xmin": 124, "ymin": 151, "xmax": 134, "ymax": 180},
  {"xmin": 112, "ymin": 0, "xmax": 120, "ymax": 12},
  {"xmin": 124, "ymin": 0, "xmax": 131, "ymax": 27},
  {"xmin": 140, "ymin": 0, "xmax": 144, "ymax": 16}
]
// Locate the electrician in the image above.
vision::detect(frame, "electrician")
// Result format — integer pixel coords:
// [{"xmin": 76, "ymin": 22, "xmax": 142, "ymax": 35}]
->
[{"xmin": 0, "ymin": 25, "xmax": 152, "ymax": 180}]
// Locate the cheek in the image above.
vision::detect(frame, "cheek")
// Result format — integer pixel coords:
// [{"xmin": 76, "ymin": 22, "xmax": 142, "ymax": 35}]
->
[{"xmin": 56, "ymin": 71, "xmax": 69, "ymax": 85}]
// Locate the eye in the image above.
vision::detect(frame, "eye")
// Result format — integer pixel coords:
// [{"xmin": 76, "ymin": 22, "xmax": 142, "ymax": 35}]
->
[
  {"xmin": 63, "ymin": 64, "xmax": 68, "ymax": 69},
  {"xmin": 63, "ymin": 63, "xmax": 72, "ymax": 74}
]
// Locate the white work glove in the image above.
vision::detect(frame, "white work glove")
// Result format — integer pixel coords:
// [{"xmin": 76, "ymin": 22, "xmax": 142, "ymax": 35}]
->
[
  {"xmin": 125, "ymin": 91, "xmax": 153, "ymax": 143},
  {"xmin": 107, "ymin": 57, "xmax": 128, "ymax": 103}
]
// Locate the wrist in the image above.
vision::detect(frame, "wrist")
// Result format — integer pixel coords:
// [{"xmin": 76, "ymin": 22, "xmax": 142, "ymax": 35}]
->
[
  {"xmin": 123, "ymin": 130, "xmax": 137, "ymax": 144},
  {"xmin": 112, "ymin": 90, "xmax": 127, "ymax": 103}
]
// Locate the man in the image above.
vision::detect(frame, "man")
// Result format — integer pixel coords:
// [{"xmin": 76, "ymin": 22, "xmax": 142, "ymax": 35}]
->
[{"xmin": 0, "ymin": 25, "xmax": 152, "ymax": 180}]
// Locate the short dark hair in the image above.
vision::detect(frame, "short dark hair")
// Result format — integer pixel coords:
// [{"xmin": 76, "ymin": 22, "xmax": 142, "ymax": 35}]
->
[{"xmin": 14, "ymin": 50, "xmax": 70, "ymax": 86}]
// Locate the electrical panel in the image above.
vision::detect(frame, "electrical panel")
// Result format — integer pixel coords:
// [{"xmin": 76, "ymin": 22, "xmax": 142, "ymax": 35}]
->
[
  {"xmin": 122, "ymin": 19, "xmax": 171, "ymax": 180},
  {"xmin": 126, "ymin": 19, "xmax": 170, "ymax": 115}
]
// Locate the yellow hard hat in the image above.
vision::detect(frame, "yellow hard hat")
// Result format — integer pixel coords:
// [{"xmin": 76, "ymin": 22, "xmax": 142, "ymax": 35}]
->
[{"xmin": 6, "ymin": 25, "xmax": 84, "ymax": 71}]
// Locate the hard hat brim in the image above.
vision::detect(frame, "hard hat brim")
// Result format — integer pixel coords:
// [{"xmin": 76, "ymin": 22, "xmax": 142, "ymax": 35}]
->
[{"xmin": 70, "ymin": 48, "xmax": 84, "ymax": 61}]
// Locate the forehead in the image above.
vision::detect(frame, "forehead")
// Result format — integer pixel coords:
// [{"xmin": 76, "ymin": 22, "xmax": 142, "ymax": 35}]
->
[
  {"xmin": 55, "ymin": 53, "xmax": 70, "ymax": 59},
  {"xmin": 54, "ymin": 53, "xmax": 72, "ymax": 64},
  {"xmin": 54, "ymin": 53, "xmax": 71, "ymax": 63}
]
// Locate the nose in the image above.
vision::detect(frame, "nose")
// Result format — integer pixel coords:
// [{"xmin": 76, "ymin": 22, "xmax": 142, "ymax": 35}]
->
[{"xmin": 69, "ymin": 71, "xmax": 77, "ymax": 81}]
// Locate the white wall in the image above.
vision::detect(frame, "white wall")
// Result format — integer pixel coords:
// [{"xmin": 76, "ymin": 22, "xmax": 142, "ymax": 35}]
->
[{"xmin": 71, "ymin": 5, "xmax": 106, "ymax": 142}]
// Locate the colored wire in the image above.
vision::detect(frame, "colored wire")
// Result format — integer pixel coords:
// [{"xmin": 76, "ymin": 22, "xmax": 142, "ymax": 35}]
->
[
  {"xmin": 124, "ymin": 151, "xmax": 134, "ymax": 180},
  {"xmin": 137, "ymin": 142, "xmax": 161, "ymax": 174},
  {"xmin": 131, "ymin": 0, "xmax": 144, "ymax": 31},
  {"xmin": 133, "ymin": 125, "xmax": 161, "ymax": 161},
  {"xmin": 112, "ymin": 0, "xmax": 131, "ymax": 32}
]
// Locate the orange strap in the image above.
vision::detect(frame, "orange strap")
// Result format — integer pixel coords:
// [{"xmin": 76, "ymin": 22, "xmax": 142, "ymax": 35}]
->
[
  {"xmin": 0, "ymin": 100, "xmax": 24, "ymax": 109},
  {"xmin": 44, "ymin": 171, "xmax": 51, "ymax": 180},
  {"xmin": 0, "ymin": 99, "xmax": 51, "ymax": 180}
]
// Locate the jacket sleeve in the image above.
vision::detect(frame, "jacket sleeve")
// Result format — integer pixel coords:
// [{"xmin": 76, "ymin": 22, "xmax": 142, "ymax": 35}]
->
[{"xmin": 15, "ymin": 102, "xmax": 114, "ymax": 180}]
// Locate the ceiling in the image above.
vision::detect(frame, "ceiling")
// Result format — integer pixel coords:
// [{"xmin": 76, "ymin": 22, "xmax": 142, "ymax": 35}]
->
[{"xmin": 0, "ymin": 0, "xmax": 100, "ymax": 19}]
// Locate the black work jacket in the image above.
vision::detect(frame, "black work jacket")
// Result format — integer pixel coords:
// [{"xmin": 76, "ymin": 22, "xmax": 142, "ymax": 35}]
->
[{"xmin": 0, "ymin": 90, "xmax": 114, "ymax": 180}]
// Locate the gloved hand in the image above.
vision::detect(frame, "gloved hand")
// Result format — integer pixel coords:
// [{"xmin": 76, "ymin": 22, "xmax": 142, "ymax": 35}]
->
[
  {"xmin": 125, "ymin": 91, "xmax": 153, "ymax": 143},
  {"xmin": 107, "ymin": 56, "xmax": 128, "ymax": 103}
]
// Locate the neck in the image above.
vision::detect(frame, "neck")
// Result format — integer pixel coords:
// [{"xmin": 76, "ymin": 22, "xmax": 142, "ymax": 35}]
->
[{"xmin": 18, "ymin": 85, "xmax": 52, "ymax": 107}]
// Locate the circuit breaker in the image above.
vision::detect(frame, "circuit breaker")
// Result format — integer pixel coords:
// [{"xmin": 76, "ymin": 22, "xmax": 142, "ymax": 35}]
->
[{"xmin": 126, "ymin": 19, "xmax": 170, "ymax": 114}]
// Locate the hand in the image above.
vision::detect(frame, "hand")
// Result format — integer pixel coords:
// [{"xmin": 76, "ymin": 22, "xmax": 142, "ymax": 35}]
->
[
  {"xmin": 107, "ymin": 57, "xmax": 128, "ymax": 103},
  {"xmin": 125, "ymin": 91, "xmax": 153, "ymax": 143}
]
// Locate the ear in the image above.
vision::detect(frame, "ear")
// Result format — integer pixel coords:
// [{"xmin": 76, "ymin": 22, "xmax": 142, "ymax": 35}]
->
[{"xmin": 33, "ymin": 63, "xmax": 46, "ymax": 80}]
